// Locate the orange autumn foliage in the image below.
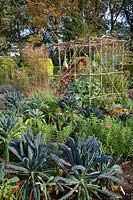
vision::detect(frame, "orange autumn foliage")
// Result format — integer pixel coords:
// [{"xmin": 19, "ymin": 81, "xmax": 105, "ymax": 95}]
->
[{"xmin": 26, "ymin": 0, "xmax": 79, "ymax": 29}]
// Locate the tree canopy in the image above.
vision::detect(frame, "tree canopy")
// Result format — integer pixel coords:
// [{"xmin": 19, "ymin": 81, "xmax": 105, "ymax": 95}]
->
[{"xmin": 0, "ymin": 0, "xmax": 132, "ymax": 54}]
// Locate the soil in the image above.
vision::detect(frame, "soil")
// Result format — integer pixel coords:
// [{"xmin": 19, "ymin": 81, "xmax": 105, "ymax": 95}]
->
[
  {"xmin": 128, "ymin": 89, "xmax": 133, "ymax": 100},
  {"xmin": 120, "ymin": 160, "xmax": 133, "ymax": 200}
]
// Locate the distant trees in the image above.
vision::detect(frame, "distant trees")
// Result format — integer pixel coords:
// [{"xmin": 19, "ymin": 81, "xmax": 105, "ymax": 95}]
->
[
  {"xmin": 123, "ymin": 0, "xmax": 133, "ymax": 38},
  {"xmin": 0, "ymin": 0, "xmax": 132, "ymax": 54},
  {"xmin": 0, "ymin": 0, "xmax": 27, "ymax": 55},
  {"xmin": 26, "ymin": 0, "xmax": 79, "ymax": 43},
  {"xmin": 62, "ymin": 0, "xmax": 107, "ymax": 41}
]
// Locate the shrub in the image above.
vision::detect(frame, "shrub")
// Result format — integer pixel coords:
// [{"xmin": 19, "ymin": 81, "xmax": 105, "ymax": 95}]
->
[
  {"xmin": 20, "ymin": 46, "xmax": 54, "ymax": 89},
  {"xmin": 75, "ymin": 116, "xmax": 133, "ymax": 157},
  {"xmin": 0, "ymin": 56, "xmax": 17, "ymax": 85}
]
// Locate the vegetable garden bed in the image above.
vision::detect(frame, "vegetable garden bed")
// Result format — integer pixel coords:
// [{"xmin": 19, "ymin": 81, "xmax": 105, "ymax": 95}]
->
[{"xmin": 0, "ymin": 89, "xmax": 132, "ymax": 200}]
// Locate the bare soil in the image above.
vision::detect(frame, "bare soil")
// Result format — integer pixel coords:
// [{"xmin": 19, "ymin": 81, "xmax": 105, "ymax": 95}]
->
[
  {"xmin": 120, "ymin": 160, "xmax": 133, "ymax": 200},
  {"xmin": 128, "ymin": 89, "xmax": 133, "ymax": 100}
]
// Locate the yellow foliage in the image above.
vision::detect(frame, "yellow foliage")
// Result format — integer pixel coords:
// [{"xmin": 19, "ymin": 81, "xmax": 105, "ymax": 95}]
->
[
  {"xmin": 113, "ymin": 184, "xmax": 120, "ymax": 192},
  {"xmin": 26, "ymin": 0, "xmax": 79, "ymax": 29}
]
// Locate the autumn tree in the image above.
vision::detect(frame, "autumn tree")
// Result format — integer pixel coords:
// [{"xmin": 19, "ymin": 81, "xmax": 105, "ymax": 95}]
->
[
  {"xmin": 0, "ymin": 0, "xmax": 132, "ymax": 54},
  {"xmin": 26, "ymin": 0, "xmax": 79, "ymax": 44}
]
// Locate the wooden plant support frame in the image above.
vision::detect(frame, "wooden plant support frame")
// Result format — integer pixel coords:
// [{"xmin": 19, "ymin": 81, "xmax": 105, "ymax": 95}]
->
[{"xmin": 46, "ymin": 37, "xmax": 126, "ymax": 105}]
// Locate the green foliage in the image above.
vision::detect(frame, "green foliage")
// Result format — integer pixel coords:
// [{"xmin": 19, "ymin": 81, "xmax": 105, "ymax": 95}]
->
[
  {"xmin": 3, "ymin": 130, "xmax": 57, "ymax": 200},
  {"xmin": 2, "ymin": 90, "xmax": 132, "ymax": 158},
  {"xmin": 39, "ymin": 92, "xmax": 59, "ymax": 124},
  {"xmin": 59, "ymin": 57, "xmax": 89, "ymax": 93},
  {"xmin": 0, "ymin": 113, "xmax": 25, "ymax": 161},
  {"xmin": 114, "ymin": 74, "xmax": 128, "ymax": 92},
  {"xmin": 52, "ymin": 137, "xmax": 122, "ymax": 200},
  {"xmin": 124, "ymin": 51, "xmax": 133, "ymax": 77},
  {"xmin": 4, "ymin": 91, "xmax": 26, "ymax": 115},
  {"xmin": 0, "ymin": 177, "xmax": 19, "ymax": 200},
  {"xmin": 48, "ymin": 58, "xmax": 54, "ymax": 76},
  {"xmin": 14, "ymin": 68, "xmax": 30, "ymax": 92},
  {"xmin": 78, "ymin": 106, "xmax": 104, "ymax": 119},
  {"xmin": 0, "ymin": 57, "xmax": 17, "ymax": 70},
  {"xmin": 75, "ymin": 116, "xmax": 133, "ymax": 157},
  {"xmin": 65, "ymin": 76, "xmax": 110, "ymax": 107},
  {"xmin": 38, "ymin": 123, "xmax": 57, "ymax": 142},
  {"xmin": 24, "ymin": 109, "xmax": 46, "ymax": 135},
  {"xmin": 128, "ymin": 77, "xmax": 133, "ymax": 88},
  {"xmin": 0, "ymin": 129, "xmax": 125, "ymax": 199},
  {"xmin": 27, "ymin": 90, "xmax": 58, "ymax": 120},
  {"xmin": 101, "ymin": 73, "xmax": 128, "ymax": 94},
  {"xmin": 58, "ymin": 94, "xmax": 78, "ymax": 112},
  {"xmin": 64, "ymin": 74, "xmax": 129, "ymax": 110},
  {"xmin": 63, "ymin": 12, "xmax": 89, "ymax": 41},
  {"xmin": 20, "ymin": 47, "xmax": 54, "ymax": 90},
  {"xmin": 0, "ymin": 88, "xmax": 132, "ymax": 200},
  {"xmin": 0, "ymin": 0, "xmax": 27, "ymax": 54},
  {"xmin": 0, "ymin": 57, "xmax": 17, "ymax": 84},
  {"xmin": 26, "ymin": 92, "xmax": 45, "ymax": 110},
  {"xmin": 42, "ymin": 123, "xmax": 72, "ymax": 144},
  {"xmin": 58, "ymin": 94, "xmax": 104, "ymax": 119},
  {"xmin": 25, "ymin": 109, "xmax": 44, "ymax": 120},
  {"xmin": 93, "ymin": 92, "xmax": 132, "ymax": 111}
]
